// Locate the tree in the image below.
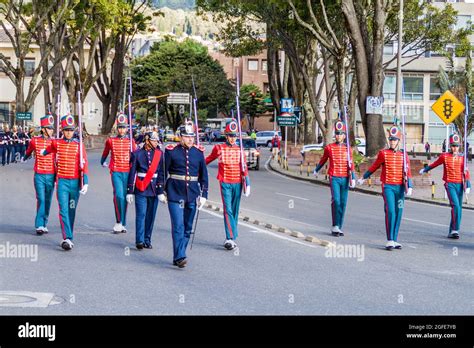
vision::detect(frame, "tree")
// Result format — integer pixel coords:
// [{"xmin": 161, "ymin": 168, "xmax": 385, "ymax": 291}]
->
[
  {"xmin": 0, "ymin": 0, "xmax": 85, "ymax": 124},
  {"xmin": 131, "ymin": 38, "xmax": 233, "ymax": 130},
  {"xmin": 234, "ymin": 84, "xmax": 270, "ymax": 129},
  {"xmin": 341, "ymin": 0, "xmax": 469, "ymax": 156},
  {"xmin": 436, "ymin": 54, "xmax": 474, "ymax": 146},
  {"xmin": 93, "ymin": 0, "xmax": 155, "ymax": 134}
]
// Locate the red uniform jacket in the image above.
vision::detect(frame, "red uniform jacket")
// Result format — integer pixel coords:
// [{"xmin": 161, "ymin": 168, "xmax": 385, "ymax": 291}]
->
[
  {"xmin": 24, "ymin": 136, "xmax": 56, "ymax": 174},
  {"xmin": 206, "ymin": 143, "xmax": 249, "ymax": 184},
  {"xmin": 44, "ymin": 139, "xmax": 88, "ymax": 182},
  {"xmin": 101, "ymin": 136, "xmax": 137, "ymax": 172},
  {"xmin": 364, "ymin": 149, "xmax": 412, "ymax": 186},
  {"xmin": 426, "ymin": 153, "xmax": 471, "ymax": 184},
  {"xmin": 316, "ymin": 142, "xmax": 355, "ymax": 178}
]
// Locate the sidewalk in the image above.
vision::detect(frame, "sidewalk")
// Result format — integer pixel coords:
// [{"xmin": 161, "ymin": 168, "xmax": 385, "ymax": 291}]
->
[{"xmin": 269, "ymin": 156, "xmax": 474, "ymax": 210}]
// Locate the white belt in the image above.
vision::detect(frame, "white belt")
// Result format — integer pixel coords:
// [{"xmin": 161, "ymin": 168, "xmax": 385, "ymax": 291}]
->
[
  {"xmin": 137, "ymin": 173, "xmax": 158, "ymax": 178},
  {"xmin": 169, "ymin": 174, "xmax": 198, "ymax": 181}
]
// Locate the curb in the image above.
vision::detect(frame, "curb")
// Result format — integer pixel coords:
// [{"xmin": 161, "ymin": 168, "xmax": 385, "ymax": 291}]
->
[
  {"xmin": 268, "ymin": 160, "xmax": 474, "ymax": 211},
  {"xmin": 203, "ymin": 201, "xmax": 332, "ymax": 248}
]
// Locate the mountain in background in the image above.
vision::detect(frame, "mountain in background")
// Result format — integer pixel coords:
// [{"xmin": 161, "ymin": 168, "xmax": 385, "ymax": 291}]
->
[{"xmin": 151, "ymin": 0, "xmax": 196, "ymax": 10}]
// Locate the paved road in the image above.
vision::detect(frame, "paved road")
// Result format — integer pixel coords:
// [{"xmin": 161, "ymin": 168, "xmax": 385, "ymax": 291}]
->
[{"xmin": 0, "ymin": 145, "xmax": 472, "ymax": 315}]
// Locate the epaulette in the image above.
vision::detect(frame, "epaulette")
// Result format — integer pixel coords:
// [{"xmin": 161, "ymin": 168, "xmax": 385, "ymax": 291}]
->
[
  {"xmin": 166, "ymin": 143, "xmax": 178, "ymax": 151},
  {"xmin": 194, "ymin": 144, "xmax": 205, "ymax": 152}
]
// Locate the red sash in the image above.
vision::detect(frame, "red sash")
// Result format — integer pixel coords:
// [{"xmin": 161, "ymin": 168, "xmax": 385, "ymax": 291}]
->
[{"xmin": 135, "ymin": 150, "xmax": 161, "ymax": 192}]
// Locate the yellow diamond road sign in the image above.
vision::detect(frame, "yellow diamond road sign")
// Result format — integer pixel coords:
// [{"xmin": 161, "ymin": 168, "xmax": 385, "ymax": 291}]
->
[{"xmin": 431, "ymin": 90, "xmax": 465, "ymax": 125}]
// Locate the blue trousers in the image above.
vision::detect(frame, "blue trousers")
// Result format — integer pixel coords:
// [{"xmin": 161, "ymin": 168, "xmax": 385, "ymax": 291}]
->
[
  {"xmin": 329, "ymin": 176, "xmax": 349, "ymax": 228},
  {"xmin": 6, "ymin": 145, "xmax": 13, "ymax": 164},
  {"xmin": 382, "ymin": 184, "xmax": 405, "ymax": 241},
  {"xmin": 220, "ymin": 182, "xmax": 242, "ymax": 240},
  {"xmin": 34, "ymin": 173, "xmax": 55, "ymax": 228},
  {"xmin": 57, "ymin": 178, "xmax": 80, "ymax": 240},
  {"xmin": 111, "ymin": 171, "xmax": 129, "ymax": 226},
  {"xmin": 135, "ymin": 194, "xmax": 158, "ymax": 245},
  {"xmin": 445, "ymin": 183, "xmax": 463, "ymax": 232},
  {"xmin": 168, "ymin": 201, "xmax": 197, "ymax": 262},
  {"xmin": 0, "ymin": 146, "xmax": 6, "ymax": 165}
]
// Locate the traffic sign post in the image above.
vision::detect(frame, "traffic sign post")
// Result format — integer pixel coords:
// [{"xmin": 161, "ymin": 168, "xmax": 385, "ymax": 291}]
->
[
  {"xmin": 16, "ymin": 112, "xmax": 32, "ymax": 121},
  {"xmin": 277, "ymin": 112, "xmax": 296, "ymax": 127},
  {"xmin": 280, "ymin": 98, "xmax": 294, "ymax": 113},
  {"xmin": 431, "ymin": 90, "xmax": 465, "ymax": 125},
  {"xmin": 167, "ymin": 93, "xmax": 191, "ymax": 105}
]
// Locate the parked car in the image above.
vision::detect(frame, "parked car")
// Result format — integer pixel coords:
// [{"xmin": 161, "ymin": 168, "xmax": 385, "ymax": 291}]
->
[
  {"xmin": 300, "ymin": 143, "xmax": 324, "ymax": 157},
  {"xmin": 256, "ymin": 130, "xmax": 282, "ymax": 147},
  {"xmin": 237, "ymin": 137, "xmax": 260, "ymax": 170}
]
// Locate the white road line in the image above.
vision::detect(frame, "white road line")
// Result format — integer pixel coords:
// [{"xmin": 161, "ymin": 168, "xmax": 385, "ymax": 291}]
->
[
  {"xmin": 402, "ymin": 218, "xmax": 448, "ymax": 227},
  {"xmin": 202, "ymin": 209, "xmax": 320, "ymax": 249},
  {"xmin": 206, "ymin": 199, "xmax": 328, "ymax": 232},
  {"xmin": 275, "ymin": 192, "xmax": 309, "ymax": 201}
]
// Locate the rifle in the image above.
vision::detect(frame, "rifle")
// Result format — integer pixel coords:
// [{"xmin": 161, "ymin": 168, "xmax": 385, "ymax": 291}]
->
[
  {"xmin": 464, "ymin": 94, "xmax": 469, "ymax": 195},
  {"xmin": 401, "ymin": 86, "xmax": 408, "ymax": 194},
  {"xmin": 56, "ymin": 69, "xmax": 63, "ymax": 138},
  {"xmin": 127, "ymin": 73, "xmax": 134, "ymax": 152},
  {"xmin": 342, "ymin": 106, "xmax": 353, "ymax": 184},
  {"xmin": 191, "ymin": 75, "xmax": 200, "ymax": 146},
  {"xmin": 77, "ymin": 90, "xmax": 85, "ymax": 189},
  {"xmin": 235, "ymin": 69, "xmax": 248, "ymax": 194}
]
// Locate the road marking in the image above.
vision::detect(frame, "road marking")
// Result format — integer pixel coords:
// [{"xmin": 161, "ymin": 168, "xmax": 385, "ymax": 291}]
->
[
  {"xmin": 206, "ymin": 199, "xmax": 328, "ymax": 232},
  {"xmin": 402, "ymin": 218, "xmax": 448, "ymax": 227},
  {"xmin": 275, "ymin": 192, "xmax": 309, "ymax": 201},
  {"xmin": 202, "ymin": 209, "xmax": 320, "ymax": 249}
]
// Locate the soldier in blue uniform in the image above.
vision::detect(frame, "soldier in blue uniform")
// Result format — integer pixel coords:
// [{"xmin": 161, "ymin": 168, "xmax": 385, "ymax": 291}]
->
[
  {"xmin": 126, "ymin": 132, "xmax": 166, "ymax": 250},
  {"xmin": 164, "ymin": 121, "xmax": 208, "ymax": 268},
  {"xmin": 0, "ymin": 126, "xmax": 8, "ymax": 166}
]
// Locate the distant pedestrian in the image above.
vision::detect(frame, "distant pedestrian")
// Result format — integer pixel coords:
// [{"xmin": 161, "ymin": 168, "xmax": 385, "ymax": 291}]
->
[{"xmin": 424, "ymin": 142, "xmax": 431, "ymax": 156}]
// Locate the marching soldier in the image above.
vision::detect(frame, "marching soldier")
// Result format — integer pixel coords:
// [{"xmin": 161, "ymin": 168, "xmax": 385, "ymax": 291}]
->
[
  {"xmin": 357, "ymin": 125, "xmax": 413, "ymax": 250},
  {"xmin": 41, "ymin": 115, "xmax": 89, "ymax": 251},
  {"xmin": 11, "ymin": 125, "xmax": 20, "ymax": 163},
  {"xmin": 165, "ymin": 121, "xmax": 208, "ymax": 268},
  {"xmin": 126, "ymin": 131, "xmax": 165, "ymax": 250},
  {"xmin": 101, "ymin": 114, "xmax": 137, "ymax": 233},
  {"xmin": 313, "ymin": 120, "xmax": 356, "ymax": 236},
  {"xmin": 4, "ymin": 125, "xmax": 13, "ymax": 165},
  {"xmin": 0, "ymin": 126, "xmax": 8, "ymax": 166},
  {"xmin": 419, "ymin": 133, "xmax": 471, "ymax": 239},
  {"xmin": 206, "ymin": 119, "xmax": 250, "ymax": 251},
  {"xmin": 24, "ymin": 114, "xmax": 56, "ymax": 235}
]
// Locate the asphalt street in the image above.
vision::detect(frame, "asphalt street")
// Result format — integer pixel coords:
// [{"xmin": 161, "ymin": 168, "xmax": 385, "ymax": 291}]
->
[{"xmin": 0, "ymin": 144, "xmax": 473, "ymax": 315}]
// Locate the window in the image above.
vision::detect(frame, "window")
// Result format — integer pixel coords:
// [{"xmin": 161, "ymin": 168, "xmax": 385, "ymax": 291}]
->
[
  {"xmin": 430, "ymin": 76, "xmax": 442, "ymax": 101},
  {"xmin": 24, "ymin": 58, "xmax": 35, "ymax": 77},
  {"xmin": 247, "ymin": 59, "xmax": 258, "ymax": 71},
  {"xmin": 383, "ymin": 75, "xmax": 396, "ymax": 100},
  {"xmin": 261, "ymin": 60, "xmax": 268, "ymax": 72},
  {"xmin": 0, "ymin": 102, "xmax": 9, "ymax": 122},
  {"xmin": 383, "ymin": 43, "xmax": 394, "ymax": 56},
  {"xmin": 456, "ymin": 15, "xmax": 471, "ymax": 30},
  {"xmin": 403, "ymin": 76, "xmax": 423, "ymax": 101}
]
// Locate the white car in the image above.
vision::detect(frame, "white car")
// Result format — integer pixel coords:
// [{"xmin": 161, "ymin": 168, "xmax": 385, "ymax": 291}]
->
[
  {"xmin": 256, "ymin": 130, "xmax": 281, "ymax": 147},
  {"xmin": 300, "ymin": 143, "xmax": 324, "ymax": 156}
]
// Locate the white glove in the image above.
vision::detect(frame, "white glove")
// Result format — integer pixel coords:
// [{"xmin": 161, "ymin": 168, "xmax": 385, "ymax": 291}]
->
[
  {"xmin": 197, "ymin": 196, "xmax": 207, "ymax": 210},
  {"xmin": 350, "ymin": 179, "xmax": 356, "ymax": 188},
  {"xmin": 244, "ymin": 186, "xmax": 251, "ymax": 197},
  {"xmin": 466, "ymin": 187, "xmax": 471, "ymax": 195},
  {"xmin": 40, "ymin": 149, "xmax": 47, "ymax": 156},
  {"xmin": 79, "ymin": 184, "xmax": 88, "ymax": 195},
  {"xmin": 313, "ymin": 169, "xmax": 319, "ymax": 178},
  {"xmin": 158, "ymin": 194, "xmax": 167, "ymax": 204},
  {"xmin": 102, "ymin": 161, "xmax": 108, "ymax": 168},
  {"xmin": 406, "ymin": 187, "xmax": 413, "ymax": 196},
  {"xmin": 126, "ymin": 194, "xmax": 134, "ymax": 204},
  {"xmin": 357, "ymin": 178, "xmax": 366, "ymax": 186},
  {"xmin": 419, "ymin": 168, "xmax": 425, "ymax": 175}
]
